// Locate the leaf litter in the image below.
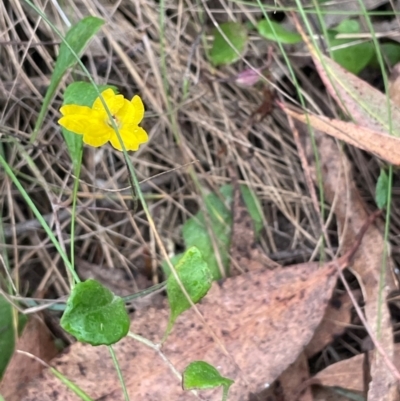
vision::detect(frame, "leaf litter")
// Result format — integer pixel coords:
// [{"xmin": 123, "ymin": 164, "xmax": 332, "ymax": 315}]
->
[
  {"xmin": 289, "ymin": 30, "xmax": 400, "ymax": 394},
  {"xmin": 21, "ymin": 179, "xmax": 379, "ymax": 401},
  {"xmin": 2, "ymin": 0, "xmax": 400, "ymax": 400}
]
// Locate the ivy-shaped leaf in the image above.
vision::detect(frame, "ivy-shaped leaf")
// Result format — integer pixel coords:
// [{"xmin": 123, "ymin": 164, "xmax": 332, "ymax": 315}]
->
[{"xmin": 60, "ymin": 279, "xmax": 130, "ymax": 346}]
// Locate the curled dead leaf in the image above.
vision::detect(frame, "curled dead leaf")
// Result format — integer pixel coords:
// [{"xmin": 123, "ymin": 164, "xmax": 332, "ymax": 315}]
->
[{"xmin": 283, "ymin": 106, "xmax": 400, "ymax": 166}]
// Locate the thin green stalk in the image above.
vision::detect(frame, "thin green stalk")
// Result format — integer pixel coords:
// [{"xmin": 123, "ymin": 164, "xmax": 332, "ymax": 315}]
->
[
  {"xmin": 222, "ymin": 385, "xmax": 230, "ymax": 401},
  {"xmin": 0, "ymin": 154, "xmax": 80, "ymax": 284},
  {"xmin": 70, "ymin": 161, "xmax": 82, "ymax": 276},
  {"xmin": 108, "ymin": 346, "xmax": 130, "ymax": 401},
  {"xmin": 231, "ymin": 1, "xmax": 400, "ymax": 16},
  {"xmin": 311, "ymin": 0, "xmax": 331, "ymax": 57},
  {"xmin": 50, "ymin": 368, "xmax": 94, "ymax": 401}
]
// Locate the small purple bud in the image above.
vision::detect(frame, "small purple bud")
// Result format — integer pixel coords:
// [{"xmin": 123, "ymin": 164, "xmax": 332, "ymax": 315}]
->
[{"xmin": 235, "ymin": 68, "xmax": 262, "ymax": 87}]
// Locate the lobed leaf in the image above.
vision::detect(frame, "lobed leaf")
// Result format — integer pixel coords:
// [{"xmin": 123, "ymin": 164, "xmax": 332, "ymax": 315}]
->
[{"xmin": 60, "ymin": 279, "xmax": 130, "ymax": 346}]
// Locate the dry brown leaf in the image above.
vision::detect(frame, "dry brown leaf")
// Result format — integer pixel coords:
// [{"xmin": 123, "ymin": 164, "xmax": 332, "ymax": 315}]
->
[
  {"xmin": 278, "ymin": 352, "xmax": 313, "ymax": 401},
  {"xmin": 305, "ymin": 290, "xmax": 360, "ymax": 358},
  {"xmin": 23, "ymin": 259, "xmax": 343, "ymax": 401},
  {"xmin": 309, "ymin": 49, "xmax": 400, "ymax": 135},
  {"xmin": 314, "ymin": 344, "xmax": 400, "ymax": 393},
  {"xmin": 283, "ymin": 107, "xmax": 400, "ymax": 166},
  {"xmin": 0, "ymin": 315, "xmax": 58, "ymax": 401}
]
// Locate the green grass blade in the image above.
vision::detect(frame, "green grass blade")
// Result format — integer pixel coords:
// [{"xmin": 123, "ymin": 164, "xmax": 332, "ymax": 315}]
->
[
  {"xmin": 50, "ymin": 367, "xmax": 95, "ymax": 401},
  {"xmin": 30, "ymin": 14, "xmax": 104, "ymax": 142},
  {"xmin": 0, "ymin": 154, "xmax": 79, "ymax": 284}
]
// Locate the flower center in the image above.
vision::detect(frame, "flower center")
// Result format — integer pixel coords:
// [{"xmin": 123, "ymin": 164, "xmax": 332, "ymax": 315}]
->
[{"xmin": 107, "ymin": 115, "xmax": 121, "ymax": 128}]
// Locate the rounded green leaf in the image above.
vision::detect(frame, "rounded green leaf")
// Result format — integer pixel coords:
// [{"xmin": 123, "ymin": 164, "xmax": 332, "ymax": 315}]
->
[
  {"xmin": 167, "ymin": 247, "xmax": 212, "ymax": 329},
  {"xmin": 210, "ymin": 22, "xmax": 248, "ymax": 66},
  {"xmin": 257, "ymin": 20, "xmax": 302, "ymax": 44},
  {"xmin": 60, "ymin": 279, "xmax": 130, "ymax": 346},
  {"xmin": 183, "ymin": 361, "xmax": 234, "ymax": 390}
]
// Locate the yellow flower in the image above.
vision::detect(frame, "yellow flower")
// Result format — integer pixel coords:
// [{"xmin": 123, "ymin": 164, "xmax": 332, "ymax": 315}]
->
[{"xmin": 58, "ymin": 88, "xmax": 148, "ymax": 151}]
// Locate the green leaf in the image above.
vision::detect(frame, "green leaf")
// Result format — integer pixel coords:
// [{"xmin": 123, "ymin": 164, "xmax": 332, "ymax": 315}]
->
[
  {"xmin": 0, "ymin": 295, "xmax": 26, "ymax": 379},
  {"xmin": 0, "ymin": 295, "xmax": 14, "ymax": 378},
  {"xmin": 182, "ymin": 188, "xmax": 232, "ymax": 279},
  {"xmin": 210, "ymin": 22, "xmax": 248, "ymax": 66},
  {"xmin": 166, "ymin": 247, "xmax": 212, "ymax": 331},
  {"xmin": 239, "ymin": 185, "xmax": 263, "ymax": 238},
  {"xmin": 162, "ymin": 253, "xmax": 184, "ymax": 277},
  {"xmin": 334, "ymin": 19, "xmax": 360, "ymax": 34},
  {"xmin": 60, "ymin": 279, "xmax": 130, "ymax": 346},
  {"xmin": 32, "ymin": 17, "xmax": 104, "ymax": 142},
  {"xmin": 183, "ymin": 361, "xmax": 234, "ymax": 400},
  {"xmin": 370, "ymin": 42, "xmax": 400, "ymax": 68},
  {"xmin": 328, "ymin": 20, "xmax": 374, "ymax": 75},
  {"xmin": 375, "ymin": 169, "xmax": 389, "ymax": 210},
  {"xmin": 166, "ymin": 184, "xmax": 263, "ymax": 280},
  {"xmin": 257, "ymin": 19, "xmax": 302, "ymax": 44},
  {"xmin": 63, "ymin": 82, "xmax": 117, "ymax": 107},
  {"xmin": 61, "ymin": 82, "xmax": 116, "ymax": 170}
]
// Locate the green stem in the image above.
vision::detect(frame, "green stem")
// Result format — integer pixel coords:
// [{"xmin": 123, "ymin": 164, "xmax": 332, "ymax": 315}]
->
[
  {"xmin": 108, "ymin": 345, "xmax": 130, "ymax": 401},
  {"xmin": 0, "ymin": 154, "xmax": 80, "ymax": 283},
  {"xmin": 70, "ymin": 160, "xmax": 83, "ymax": 283},
  {"xmin": 50, "ymin": 368, "xmax": 94, "ymax": 401}
]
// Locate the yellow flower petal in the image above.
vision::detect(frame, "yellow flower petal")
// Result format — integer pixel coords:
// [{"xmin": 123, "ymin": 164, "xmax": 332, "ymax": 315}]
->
[
  {"xmin": 60, "ymin": 104, "xmax": 93, "ymax": 117},
  {"xmin": 59, "ymin": 114, "xmax": 94, "ymax": 135},
  {"xmin": 82, "ymin": 124, "xmax": 113, "ymax": 147},
  {"xmin": 109, "ymin": 126, "xmax": 148, "ymax": 151},
  {"xmin": 92, "ymin": 89, "xmax": 124, "ymax": 116},
  {"xmin": 117, "ymin": 96, "xmax": 145, "ymax": 125},
  {"xmin": 59, "ymin": 105, "xmax": 104, "ymax": 134}
]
